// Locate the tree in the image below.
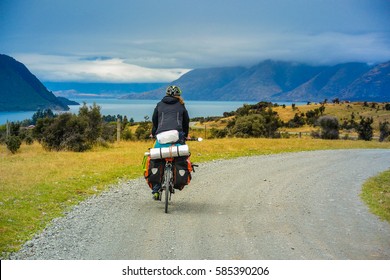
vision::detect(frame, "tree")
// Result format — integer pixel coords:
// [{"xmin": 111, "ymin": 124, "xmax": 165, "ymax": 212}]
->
[
  {"xmin": 31, "ymin": 109, "xmax": 55, "ymax": 125},
  {"xmin": 6, "ymin": 135, "xmax": 22, "ymax": 154},
  {"xmin": 379, "ymin": 121, "xmax": 390, "ymax": 142},
  {"xmin": 78, "ymin": 103, "xmax": 102, "ymax": 144},
  {"xmin": 231, "ymin": 114, "xmax": 267, "ymax": 137},
  {"xmin": 317, "ymin": 115, "xmax": 339, "ymax": 139},
  {"xmin": 231, "ymin": 109, "xmax": 282, "ymax": 138},
  {"xmin": 135, "ymin": 121, "xmax": 152, "ymax": 140},
  {"xmin": 287, "ymin": 113, "xmax": 305, "ymax": 128},
  {"xmin": 356, "ymin": 117, "xmax": 373, "ymax": 141}
]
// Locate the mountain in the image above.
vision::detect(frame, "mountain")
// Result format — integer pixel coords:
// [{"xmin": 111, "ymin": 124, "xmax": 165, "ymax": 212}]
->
[
  {"xmin": 122, "ymin": 60, "xmax": 390, "ymax": 102},
  {"xmin": 44, "ymin": 82, "xmax": 167, "ymax": 98},
  {"xmin": 0, "ymin": 54, "xmax": 69, "ymax": 111},
  {"xmin": 274, "ymin": 62, "xmax": 371, "ymax": 101},
  {"xmin": 340, "ymin": 61, "xmax": 390, "ymax": 102},
  {"xmin": 120, "ymin": 66, "xmax": 247, "ymax": 100},
  {"xmin": 213, "ymin": 60, "xmax": 326, "ymax": 101}
]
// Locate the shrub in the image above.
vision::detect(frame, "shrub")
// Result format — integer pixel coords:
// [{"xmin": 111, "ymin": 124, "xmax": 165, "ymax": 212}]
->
[
  {"xmin": 357, "ymin": 117, "xmax": 374, "ymax": 141},
  {"xmin": 210, "ymin": 128, "xmax": 228, "ymax": 138},
  {"xmin": 32, "ymin": 104, "xmax": 107, "ymax": 151},
  {"xmin": 135, "ymin": 121, "xmax": 152, "ymax": 140},
  {"xmin": 317, "ymin": 115, "xmax": 339, "ymax": 139},
  {"xmin": 6, "ymin": 136, "xmax": 21, "ymax": 154},
  {"xmin": 379, "ymin": 121, "xmax": 390, "ymax": 142},
  {"xmin": 286, "ymin": 113, "xmax": 305, "ymax": 128},
  {"xmin": 25, "ymin": 135, "xmax": 34, "ymax": 145},
  {"xmin": 122, "ymin": 128, "xmax": 134, "ymax": 141},
  {"xmin": 231, "ymin": 109, "xmax": 281, "ymax": 138}
]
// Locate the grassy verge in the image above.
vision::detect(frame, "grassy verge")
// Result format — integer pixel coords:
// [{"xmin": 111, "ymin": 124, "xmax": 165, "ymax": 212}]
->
[
  {"xmin": 1, "ymin": 138, "xmax": 390, "ymax": 257},
  {"xmin": 361, "ymin": 170, "xmax": 390, "ymax": 222}
]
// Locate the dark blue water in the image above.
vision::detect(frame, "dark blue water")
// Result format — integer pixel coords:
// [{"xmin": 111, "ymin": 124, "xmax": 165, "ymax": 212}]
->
[
  {"xmin": 0, "ymin": 99, "xmax": 246, "ymax": 124},
  {"xmin": 0, "ymin": 98, "xmax": 301, "ymax": 124}
]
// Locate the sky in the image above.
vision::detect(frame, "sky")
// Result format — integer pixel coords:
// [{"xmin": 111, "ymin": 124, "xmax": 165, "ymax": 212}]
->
[{"xmin": 1, "ymin": 0, "xmax": 390, "ymax": 83}]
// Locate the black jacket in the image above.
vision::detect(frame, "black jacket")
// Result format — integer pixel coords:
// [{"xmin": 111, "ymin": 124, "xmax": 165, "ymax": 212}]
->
[{"xmin": 151, "ymin": 96, "xmax": 190, "ymax": 137}]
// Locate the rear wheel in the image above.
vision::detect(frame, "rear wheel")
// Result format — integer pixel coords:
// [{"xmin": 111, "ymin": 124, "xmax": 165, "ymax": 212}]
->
[{"xmin": 164, "ymin": 167, "xmax": 172, "ymax": 213}]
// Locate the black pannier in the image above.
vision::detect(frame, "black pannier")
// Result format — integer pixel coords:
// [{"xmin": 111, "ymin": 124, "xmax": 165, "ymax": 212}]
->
[
  {"xmin": 144, "ymin": 157, "xmax": 165, "ymax": 189},
  {"xmin": 173, "ymin": 156, "xmax": 193, "ymax": 190}
]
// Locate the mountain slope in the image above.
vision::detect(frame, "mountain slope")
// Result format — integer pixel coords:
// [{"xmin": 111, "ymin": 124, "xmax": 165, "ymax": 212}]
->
[
  {"xmin": 122, "ymin": 60, "xmax": 390, "ymax": 102},
  {"xmin": 0, "ymin": 54, "xmax": 69, "ymax": 111},
  {"xmin": 340, "ymin": 61, "xmax": 390, "ymax": 102},
  {"xmin": 214, "ymin": 60, "xmax": 326, "ymax": 101},
  {"xmin": 121, "ymin": 66, "xmax": 247, "ymax": 100},
  {"xmin": 274, "ymin": 62, "xmax": 371, "ymax": 101}
]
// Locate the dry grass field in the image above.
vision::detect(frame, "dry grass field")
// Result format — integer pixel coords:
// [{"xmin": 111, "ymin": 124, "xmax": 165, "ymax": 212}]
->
[
  {"xmin": 1, "ymin": 137, "xmax": 390, "ymax": 257},
  {"xmin": 1, "ymin": 101, "xmax": 390, "ymax": 257},
  {"xmin": 192, "ymin": 102, "xmax": 390, "ymax": 138}
]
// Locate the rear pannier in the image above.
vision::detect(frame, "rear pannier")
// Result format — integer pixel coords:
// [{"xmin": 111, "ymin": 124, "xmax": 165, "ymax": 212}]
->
[
  {"xmin": 144, "ymin": 156, "xmax": 165, "ymax": 189},
  {"xmin": 173, "ymin": 156, "xmax": 193, "ymax": 190}
]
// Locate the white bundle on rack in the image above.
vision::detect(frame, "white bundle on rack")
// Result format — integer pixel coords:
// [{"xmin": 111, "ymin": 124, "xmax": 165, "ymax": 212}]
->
[{"xmin": 149, "ymin": 145, "xmax": 190, "ymax": 159}]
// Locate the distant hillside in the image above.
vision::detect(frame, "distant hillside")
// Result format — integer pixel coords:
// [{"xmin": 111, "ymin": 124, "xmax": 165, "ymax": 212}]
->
[
  {"xmin": 44, "ymin": 82, "xmax": 167, "ymax": 98},
  {"xmin": 120, "ymin": 66, "xmax": 247, "ymax": 100},
  {"xmin": 274, "ymin": 62, "xmax": 371, "ymax": 101},
  {"xmin": 213, "ymin": 61, "xmax": 326, "ymax": 101},
  {"xmin": 0, "ymin": 54, "xmax": 69, "ymax": 111},
  {"xmin": 340, "ymin": 61, "xmax": 390, "ymax": 102},
  {"xmin": 122, "ymin": 60, "xmax": 390, "ymax": 102}
]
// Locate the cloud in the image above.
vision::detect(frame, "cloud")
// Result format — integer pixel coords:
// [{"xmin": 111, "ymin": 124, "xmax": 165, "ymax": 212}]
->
[
  {"xmin": 11, "ymin": 29, "xmax": 390, "ymax": 83},
  {"xmin": 3, "ymin": 0, "xmax": 389, "ymax": 82},
  {"xmin": 14, "ymin": 54, "xmax": 191, "ymax": 82}
]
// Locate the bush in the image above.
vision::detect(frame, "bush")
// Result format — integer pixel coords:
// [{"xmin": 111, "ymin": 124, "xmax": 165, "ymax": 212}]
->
[
  {"xmin": 317, "ymin": 115, "xmax": 340, "ymax": 139},
  {"xmin": 33, "ymin": 104, "xmax": 107, "ymax": 151},
  {"xmin": 6, "ymin": 136, "xmax": 21, "ymax": 154},
  {"xmin": 357, "ymin": 117, "xmax": 374, "ymax": 141},
  {"xmin": 231, "ymin": 110, "xmax": 281, "ymax": 138},
  {"xmin": 231, "ymin": 114, "xmax": 266, "ymax": 137},
  {"xmin": 286, "ymin": 113, "xmax": 305, "ymax": 128},
  {"xmin": 379, "ymin": 121, "xmax": 390, "ymax": 142},
  {"xmin": 135, "ymin": 122, "xmax": 152, "ymax": 140},
  {"xmin": 122, "ymin": 128, "xmax": 134, "ymax": 141},
  {"xmin": 25, "ymin": 135, "xmax": 34, "ymax": 145},
  {"xmin": 210, "ymin": 128, "xmax": 228, "ymax": 138}
]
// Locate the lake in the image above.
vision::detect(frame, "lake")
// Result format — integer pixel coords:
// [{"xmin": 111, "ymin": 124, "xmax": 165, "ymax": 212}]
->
[
  {"xmin": 0, "ymin": 98, "xmax": 301, "ymax": 125},
  {"xmin": 0, "ymin": 99, "xmax": 246, "ymax": 125}
]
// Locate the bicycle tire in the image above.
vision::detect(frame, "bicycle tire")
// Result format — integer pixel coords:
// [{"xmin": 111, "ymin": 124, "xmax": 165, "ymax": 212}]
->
[{"xmin": 164, "ymin": 165, "xmax": 172, "ymax": 213}]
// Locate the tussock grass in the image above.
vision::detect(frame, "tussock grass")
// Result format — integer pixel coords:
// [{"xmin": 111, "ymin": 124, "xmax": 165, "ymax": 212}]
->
[
  {"xmin": 361, "ymin": 170, "xmax": 390, "ymax": 222},
  {"xmin": 273, "ymin": 102, "xmax": 390, "ymax": 129},
  {"xmin": 197, "ymin": 102, "xmax": 390, "ymax": 137},
  {"xmin": 1, "ymin": 138, "xmax": 390, "ymax": 257}
]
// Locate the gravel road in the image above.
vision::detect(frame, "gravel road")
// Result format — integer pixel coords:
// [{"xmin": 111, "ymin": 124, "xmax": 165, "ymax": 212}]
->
[{"xmin": 11, "ymin": 149, "xmax": 390, "ymax": 260}]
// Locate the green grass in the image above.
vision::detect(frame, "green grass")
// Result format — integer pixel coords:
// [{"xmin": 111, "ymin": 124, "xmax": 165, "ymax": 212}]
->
[
  {"xmin": 361, "ymin": 170, "xmax": 390, "ymax": 222},
  {"xmin": 1, "ymin": 138, "xmax": 390, "ymax": 258}
]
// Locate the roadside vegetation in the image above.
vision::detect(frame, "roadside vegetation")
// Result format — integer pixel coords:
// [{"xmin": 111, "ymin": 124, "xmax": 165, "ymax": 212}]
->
[
  {"xmin": 1, "ymin": 100, "xmax": 390, "ymax": 258},
  {"xmin": 361, "ymin": 170, "xmax": 390, "ymax": 223}
]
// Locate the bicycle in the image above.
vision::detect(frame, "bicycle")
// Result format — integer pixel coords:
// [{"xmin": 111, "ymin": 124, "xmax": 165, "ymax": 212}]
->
[
  {"xmin": 144, "ymin": 137, "xmax": 201, "ymax": 213},
  {"xmin": 159, "ymin": 157, "xmax": 175, "ymax": 213}
]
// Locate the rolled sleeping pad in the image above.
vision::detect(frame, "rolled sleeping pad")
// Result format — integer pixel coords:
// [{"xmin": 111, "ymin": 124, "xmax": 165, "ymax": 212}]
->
[{"xmin": 149, "ymin": 145, "xmax": 190, "ymax": 159}]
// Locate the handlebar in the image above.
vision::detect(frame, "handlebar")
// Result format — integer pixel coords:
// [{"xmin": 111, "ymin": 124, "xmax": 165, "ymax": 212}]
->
[
  {"xmin": 186, "ymin": 137, "xmax": 203, "ymax": 142},
  {"xmin": 149, "ymin": 135, "xmax": 203, "ymax": 142}
]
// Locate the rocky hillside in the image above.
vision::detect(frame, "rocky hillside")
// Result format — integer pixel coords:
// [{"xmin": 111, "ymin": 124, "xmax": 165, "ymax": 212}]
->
[
  {"xmin": 122, "ymin": 60, "xmax": 390, "ymax": 102},
  {"xmin": 0, "ymin": 54, "xmax": 69, "ymax": 111}
]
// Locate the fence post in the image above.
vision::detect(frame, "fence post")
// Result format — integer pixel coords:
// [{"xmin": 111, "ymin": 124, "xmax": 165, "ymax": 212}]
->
[
  {"xmin": 6, "ymin": 120, "xmax": 10, "ymax": 139},
  {"xmin": 117, "ymin": 118, "xmax": 121, "ymax": 142}
]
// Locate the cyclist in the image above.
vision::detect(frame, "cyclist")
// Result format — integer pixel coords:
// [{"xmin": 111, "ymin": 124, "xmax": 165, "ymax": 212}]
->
[{"xmin": 150, "ymin": 85, "xmax": 190, "ymax": 200}]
